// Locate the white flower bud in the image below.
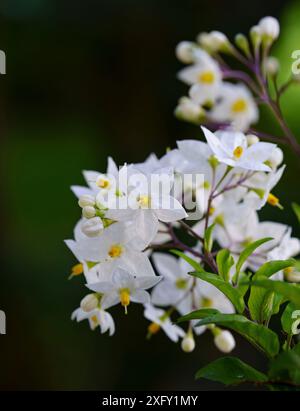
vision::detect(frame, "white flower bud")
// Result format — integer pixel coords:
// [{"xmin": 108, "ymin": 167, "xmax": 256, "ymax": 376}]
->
[
  {"xmin": 268, "ymin": 147, "xmax": 283, "ymax": 169},
  {"xmin": 284, "ymin": 267, "xmax": 300, "ymax": 283},
  {"xmin": 264, "ymin": 56, "xmax": 279, "ymax": 76},
  {"xmin": 78, "ymin": 194, "xmax": 95, "ymax": 208},
  {"xmin": 258, "ymin": 16, "xmax": 280, "ymax": 41},
  {"xmin": 175, "ymin": 41, "xmax": 196, "ymax": 64},
  {"xmin": 246, "ymin": 134, "xmax": 259, "ymax": 146},
  {"xmin": 181, "ymin": 334, "xmax": 196, "ymax": 353},
  {"xmin": 81, "ymin": 216, "xmax": 103, "ymax": 237},
  {"xmin": 80, "ymin": 294, "xmax": 99, "ymax": 312},
  {"xmin": 214, "ymin": 330, "xmax": 236, "ymax": 353},
  {"xmin": 82, "ymin": 206, "xmax": 96, "ymax": 219},
  {"xmin": 175, "ymin": 97, "xmax": 205, "ymax": 124},
  {"xmin": 197, "ymin": 31, "xmax": 230, "ymax": 53},
  {"xmin": 250, "ymin": 25, "xmax": 262, "ymax": 47}
]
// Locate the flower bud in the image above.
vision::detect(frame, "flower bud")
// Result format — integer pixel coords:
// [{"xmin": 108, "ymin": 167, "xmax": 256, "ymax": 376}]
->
[
  {"xmin": 78, "ymin": 194, "xmax": 95, "ymax": 208},
  {"xmin": 235, "ymin": 33, "xmax": 250, "ymax": 57},
  {"xmin": 82, "ymin": 206, "xmax": 96, "ymax": 219},
  {"xmin": 250, "ymin": 25, "xmax": 262, "ymax": 48},
  {"xmin": 175, "ymin": 41, "xmax": 196, "ymax": 64},
  {"xmin": 175, "ymin": 97, "xmax": 205, "ymax": 124},
  {"xmin": 264, "ymin": 56, "xmax": 279, "ymax": 76},
  {"xmin": 258, "ymin": 16, "xmax": 280, "ymax": 42},
  {"xmin": 284, "ymin": 267, "xmax": 300, "ymax": 283},
  {"xmin": 214, "ymin": 330, "xmax": 236, "ymax": 353},
  {"xmin": 81, "ymin": 216, "xmax": 103, "ymax": 237},
  {"xmin": 80, "ymin": 293, "xmax": 99, "ymax": 312},
  {"xmin": 197, "ymin": 31, "xmax": 231, "ymax": 53},
  {"xmin": 181, "ymin": 334, "xmax": 196, "ymax": 353},
  {"xmin": 246, "ymin": 134, "xmax": 259, "ymax": 146},
  {"xmin": 267, "ymin": 147, "xmax": 283, "ymax": 169}
]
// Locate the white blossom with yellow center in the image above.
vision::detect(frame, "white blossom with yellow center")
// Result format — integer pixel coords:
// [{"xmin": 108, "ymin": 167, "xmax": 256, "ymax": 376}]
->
[{"xmin": 202, "ymin": 127, "xmax": 276, "ymax": 171}]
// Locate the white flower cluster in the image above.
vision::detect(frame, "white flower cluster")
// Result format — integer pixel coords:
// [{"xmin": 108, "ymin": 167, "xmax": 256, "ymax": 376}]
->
[
  {"xmin": 65, "ymin": 122, "xmax": 300, "ymax": 353},
  {"xmin": 175, "ymin": 16, "xmax": 281, "ymax": 132}
]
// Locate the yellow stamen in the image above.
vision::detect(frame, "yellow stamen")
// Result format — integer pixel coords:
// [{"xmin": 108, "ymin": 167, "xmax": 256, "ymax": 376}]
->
[
  {"xmin": 202, "ymin": 297, "xmax": 213, "ymax": 308},
  {"xmin": 69, "ymin": 263, "xmax": 83, "ymax": 279},
  {"xmin": 108, "ymin": 244, "xmax": 123, "ymax": 258},
  {"xmin": 97, "ymin": 178, "xmax": 110, "ymax": 189},
  {"xmin": 284, "ymin": 267, "xmax": 294, "ymax": 275},
  {"xmin": 91, "ymin": 315, "xmax": 99, "ymax": 330},
  {"xmin": 231, "ymin": 98, "xmax": 247, "ymax": 113},
  {"xmin": 233, "ymin": 146, "xmax": 243, "ymax": 159},
  {"xmin": 148, "ymin": 322, "xmax": 160, "ymax": 335},
  {"xmin": 267, "ymin": 193, "xmax": 279, "ymax": 207},
  {"xmin": 120, "ymin": 289, "xmax": 130, "ymax": 314},
  {"xmin": 208, "ymin": 206, "xmax": 215, "ymax": 216},
  {"xmin": 138, "ymin": 195, "xmax": 150, "ymax": 208},
  {"xmin": 198, "ymin": 70, "xmax": 215, "ymax": 84},
  {"xmin": 175, "ymin": 278, "xmax": 188, "ymax": 289}
]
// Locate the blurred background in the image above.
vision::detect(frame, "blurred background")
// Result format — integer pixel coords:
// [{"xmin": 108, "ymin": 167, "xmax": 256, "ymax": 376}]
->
[{"xmin": 1, "ymin": 0, "xmax": 300, "ymax": 390}]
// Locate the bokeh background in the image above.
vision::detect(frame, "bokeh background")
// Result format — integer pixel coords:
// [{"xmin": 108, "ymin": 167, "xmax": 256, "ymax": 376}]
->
[{"xmin": 1, "ymin": 0, "xmax": 300, "ymax": 390}]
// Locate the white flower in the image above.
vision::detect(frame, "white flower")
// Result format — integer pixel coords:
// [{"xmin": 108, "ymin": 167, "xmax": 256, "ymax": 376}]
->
[
  {"xmin": 245, "ymin": 165, "xmax": 285, "ymax": 209},
  {"xmin": 144, "ymin": 304, "xmax": 185, "ymax": 342},
  {"xmin": 214, "ymin": 329, "xmax": 235, "ymax": 353},
  {"xmin": 81, "ymin": 216, "xmax": 104, "ymax": 237},
  {"xmin": 210, "ymin": 82, "xmax": 258, "ymax": 131},
  {"xmin": 82, "ymin": 205, "xmax": 96, "ymax": 219},
  {"xmin": 202, "ymin": 127, "xmax": 276, "ymax": 171},
  {"xmin": 267, "ymin": 147, "xmax": 283, "ymax": 170},
  {"xmin": 178, "ymin": 50, "xmax": 222, "ymax": 106},
  {"xmin": 175, "ymin": 97, "xmax": 205, "ymax": 124},
  {"xmin": 87, "ymin": 268, "xmax": 161, "ymax": 313},
  {"xmin": 72, "ymin": 307, "xmax": 115, "ymax": 335},
  {"xmin": 151, "ymin": 253, "xmax": 194, "ymax": 306},
  {"xmin": 264, "ymin": 56, "xmax": 280, "ymax": 76},
  {"xmin": 106, "ymin": 168, "xmax": 187, "ymax": 248},
  {"xmin": 65, "ymin": 221, "xmax": 156, "ymax": 281},
  {"xmin": 258, "ymin": 16, "xmax": 280, "ymax": 42}
]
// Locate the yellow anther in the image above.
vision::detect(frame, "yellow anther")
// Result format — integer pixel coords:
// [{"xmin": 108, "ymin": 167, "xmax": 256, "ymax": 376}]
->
[
  {"xmin": 233, "ymin": 146, "xmax": 244, "ymax": 159},
  {"xmin": 97, "ymin": 178, "xmax": 110, "ymax": 189},
  {"xmin": 284, "ymin": 267, "xmax": 294, "ymax": 275},
  {"xmin": 138, "ymin": 195, "xmax": 150, "ymax": 208},
  {"xmin": 148, "ymin": 322, "xmax": 160, "ymax": 335},
  {"xmin": 231, "ymin": 98, "xmax": 247, "ymax": 113},
  {"xmin": 202, "ymin": 297, "xmax": 213, "ymax": 308},
  {"xmin": 198, "ymin": 70, "xmax": 215, "ymax": 84},
  {"xmin": 108, "ymin": 244, "xmax": 123, "ymax": 258},
  {"xmin": 70, "ymin": 263, "xmax": 83, "ymax": 278},
  {"xmin": 267, "ymin": 193, "xmax": 279, "ymax": 207},
  {"xmin": 208, "ymin": 206, "xmax": 215, "ymax": 216},
  {"xmin": 175, "ymin": 278, "xmax": 188, "ymax": 289},
  {"xmin": 120, "ymin": 289, "xmax": 130, "ymax": 314},
  {"xmin": 203, "ymin": 180, "xmax": 211, "ymax": 190},
  {"xmin": 91, "ymin": 315, "xmax": 99, "ymax": 330}
]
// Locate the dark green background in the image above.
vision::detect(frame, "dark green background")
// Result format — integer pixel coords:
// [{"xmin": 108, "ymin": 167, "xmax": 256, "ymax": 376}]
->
[{"xmin": 0, "ymin": 0, "xmax": 300, "ymax": 390}]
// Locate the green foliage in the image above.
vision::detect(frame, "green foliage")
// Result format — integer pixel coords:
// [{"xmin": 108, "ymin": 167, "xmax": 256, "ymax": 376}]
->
[
  {"xmin": 249, "ymin": 279, "xmax": 300, "ymax": 308},
  {"xmin": 196, "ymin": 357, "xmax": 268, "ymax": 385},
  {"xmin": 281, "ymin": 302, "xmax": 299, "ymax": 335},
  {"xmin": 204, "ymin": 223, "xmax": 215, "ymax": 253},
  {"xmin": 248, "ymin": 259, "xmax": 295, "ymax": 323},
  {"xmin": 170, "ymin": 249, "xmax": 204, "ymax": 272},
  {"xmin": 292, "ymin": 203, "xmax": 300, "ymax": 224},
  {"xmin": 268, "ymin": 347, "xmax": 300, "ymax": 386},
  {"xmin": 179, "ymin": 311, "xmax": 279, "ymax": 358},
  {"xmin": 190, "ymin": 271, "xmax": 245, "ymax": 313},
  {"xmin": 216, "ymin": 249, "xmax": 234, "ymax": 282}
]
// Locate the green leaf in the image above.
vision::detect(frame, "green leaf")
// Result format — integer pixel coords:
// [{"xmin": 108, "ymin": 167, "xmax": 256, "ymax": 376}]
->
[
  {"xmin": 248, "ymin": 259, "xmax": 295, "ymax": 323},
  {"xmin": 249, "ymin": 279, "xmax": 300, "ymax": 309},
  {"xmin": 190, "ymin": 271, "xmax": 245, "ymax": 313},
  {"xmin": 204, "ymin": 223, "xmax": 215, "ymax": 253},
  {"xmin": 237, "ymin": 272, "xmax": 250, "ymax": 297},
  {"xmin": 216, "ymin": 249, "xmax": 234, "ymax": 282},
  {"xmin": 292, "ymin": 202, "xmax": 300, "ymax": 225},
  {"xmin": 281, "ymin": 302, "xmax": 300, "ymax": 336},
  {"xmin": 235, "ymin": 237, "xmax": 273, "ymax": 279},
  {"xmin": 170, "ymin": 249, "xmax": 204, "ymax": 272},
  {"xmin": 196, "ymin": 357, "xmax": 268, "ymax": 385},
  {"xmin": 269, "ymin": 349, "xmax": 300, "ymax": 385},
  {"xmin": 178, "ymin": 308, "xmax": 219, "ymax": 323},
  {"xmin": 194, "ymin": 313, "xmax": 280, "ymax": 357}
]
